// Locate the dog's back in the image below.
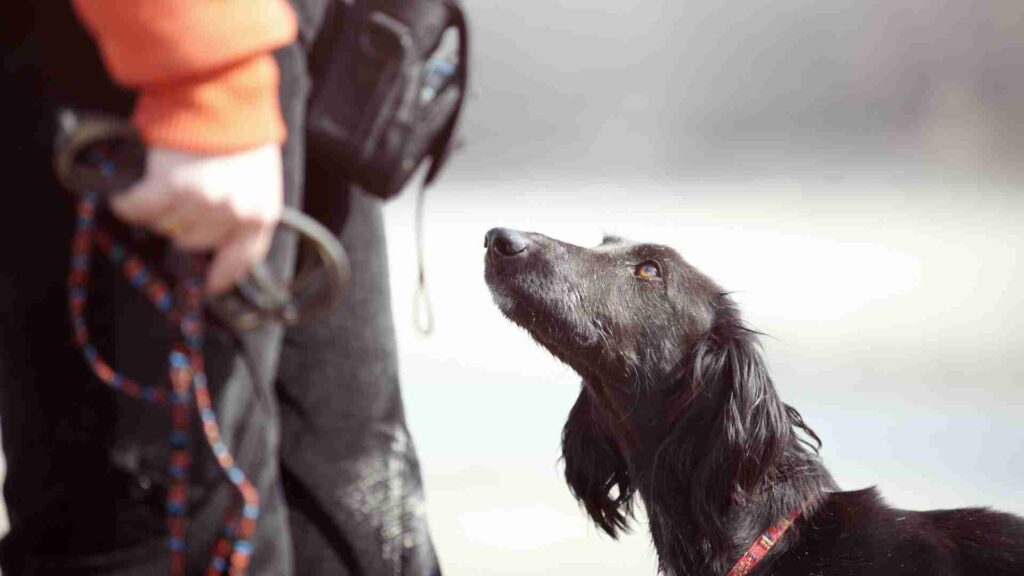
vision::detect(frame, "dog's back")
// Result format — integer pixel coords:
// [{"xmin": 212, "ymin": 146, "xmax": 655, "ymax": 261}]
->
[
  {"xmin": 768, "ymin": 489, "xmax": 1024, "ymax": 575},
  {"xmin": 927, "ymin": 505, "xmax": 1024, "ymax": 574}
]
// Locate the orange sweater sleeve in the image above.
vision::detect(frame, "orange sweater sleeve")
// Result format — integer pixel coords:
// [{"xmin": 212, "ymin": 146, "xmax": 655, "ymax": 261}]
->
[{"xmin": 71, "ymin": 0, "xmax": 298, "ymax": 153}]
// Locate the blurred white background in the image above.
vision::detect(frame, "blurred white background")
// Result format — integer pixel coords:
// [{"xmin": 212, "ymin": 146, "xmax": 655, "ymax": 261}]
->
[{"xmin": 380, "ymin": 0, "xmax": 1024, "ymax": 574}]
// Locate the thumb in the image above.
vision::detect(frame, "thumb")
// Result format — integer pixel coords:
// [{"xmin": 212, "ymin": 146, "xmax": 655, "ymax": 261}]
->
[
  {"xmin": 108, "ymin": 172, "xmax": 174, "ymax": 227},
  {"xmin": 205, "ymin": 226, "xmax": 273, "ymax": 296}
]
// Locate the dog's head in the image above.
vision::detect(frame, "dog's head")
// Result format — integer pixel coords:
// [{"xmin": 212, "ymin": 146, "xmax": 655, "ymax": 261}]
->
[
  {"xmin": 484, "ymin": 228, "xmax": 826, "ymax": 554},
  {"xmin": 484, "ymin": 227, "xmax": 720, "ymax": 389}
]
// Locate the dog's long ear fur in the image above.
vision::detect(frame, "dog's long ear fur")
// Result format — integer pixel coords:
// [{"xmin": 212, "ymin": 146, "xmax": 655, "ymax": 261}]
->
[
  {"xmin": 710, "ymin": 329, "xmax": 793, "ymax": 493},
  {"xmin": 561, "ymin": 384, "xmax": 635, "ymax": 538},
  {"xmin": 649, "ymin": 310, "xmax": 799, "ymax": 572}
]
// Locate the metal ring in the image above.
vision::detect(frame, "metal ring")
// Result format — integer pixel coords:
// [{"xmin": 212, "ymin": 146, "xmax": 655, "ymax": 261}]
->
[
  {"xmin": 53, "ymin": 109, "xmax": 147, "ymax": 196},
  {"xmin": 208, "ymin": 208, "xmax": 351, "ymax": 331}
]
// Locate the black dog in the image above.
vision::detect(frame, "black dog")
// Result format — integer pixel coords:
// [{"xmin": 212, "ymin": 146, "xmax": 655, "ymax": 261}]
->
[{"xmin": 483, "ymin": 228, "xmax": 1024, "ymax": 576}]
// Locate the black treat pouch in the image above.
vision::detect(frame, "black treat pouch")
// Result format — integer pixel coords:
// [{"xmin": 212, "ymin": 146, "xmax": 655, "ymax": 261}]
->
[{"xmin": 306, "ymin": 0, "xmax": 469, "ymax": 199}]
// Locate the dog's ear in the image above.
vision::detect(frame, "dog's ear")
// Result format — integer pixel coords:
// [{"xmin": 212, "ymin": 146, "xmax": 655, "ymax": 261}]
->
[
  {"xmin": 656, "ymin": 323, "xmax": 793, "ymax": 508},
  {"xmin": 712, "ymin": 332, "xmax": 792, "ymax": 492},
  {"xmin": 648, "ymin": 329, "xmax": 794, "ymax": 570},
  {"xmin": 561, "ymin": 383, "xmax": 634, "ymax": 538}
]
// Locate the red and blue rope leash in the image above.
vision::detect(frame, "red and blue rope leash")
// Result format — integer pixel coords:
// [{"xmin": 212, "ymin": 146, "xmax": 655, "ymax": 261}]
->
[{"xmin": 68, "ymin": 191, "xmax": 260, "ymax": 576}]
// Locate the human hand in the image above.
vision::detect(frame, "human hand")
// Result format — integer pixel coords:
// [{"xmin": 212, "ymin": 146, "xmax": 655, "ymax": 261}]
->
[{"xmin": 109, "ymin": 144, "xmax": 284, "ymax": 295}]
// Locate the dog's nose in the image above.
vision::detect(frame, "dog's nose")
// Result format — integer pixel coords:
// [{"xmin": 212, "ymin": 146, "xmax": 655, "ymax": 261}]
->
[{"xmin": 485, "ymin": 227, "xmax": 530, "ymax": 257}]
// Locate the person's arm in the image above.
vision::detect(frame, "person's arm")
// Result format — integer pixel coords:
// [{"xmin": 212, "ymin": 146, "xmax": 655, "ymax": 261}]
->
[
  {"xmin": 70, "ymin": 0, "xmax": 299, "ymax": 294},
  {"xmin": 71, "ymin": 0, "xmax": 298, "ymax": 153}
]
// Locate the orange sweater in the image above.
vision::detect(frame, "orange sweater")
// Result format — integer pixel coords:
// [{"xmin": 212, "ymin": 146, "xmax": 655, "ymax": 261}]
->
[{"xmin": 71, "ymin": 0, "xmax": 298, "ymax": 153}]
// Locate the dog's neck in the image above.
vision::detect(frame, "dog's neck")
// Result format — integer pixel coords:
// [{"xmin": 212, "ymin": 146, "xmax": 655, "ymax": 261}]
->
[
  {"xmin": 641, "ymin": 439, "xmax": 831, "ymax": 576},
  {"xmin": 584, "ymin": 372, "xmax": 835, "ymax": 576}
]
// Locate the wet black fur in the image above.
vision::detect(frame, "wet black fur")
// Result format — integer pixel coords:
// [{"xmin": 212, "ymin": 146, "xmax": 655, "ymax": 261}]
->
[{"xmin": 484, "ymin": 229, "xmax": 1024, "ymax": 576}]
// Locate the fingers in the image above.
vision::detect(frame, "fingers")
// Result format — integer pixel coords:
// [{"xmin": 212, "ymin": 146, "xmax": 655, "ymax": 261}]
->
[
  {"xmin": 205, "ymin": 225, "xmax": 274, "ymax": 296},
  {"xmin": 103, "ymin": 144, "xmax": 284, "ymax": 294},
  {"xmin": 166, "ymin": 198, "xmax": 233, "ymax": 251}
]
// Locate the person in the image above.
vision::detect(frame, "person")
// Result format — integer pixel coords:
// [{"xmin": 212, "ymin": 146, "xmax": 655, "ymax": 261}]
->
[{"xmin": 0, "ymin": 1, "xmax": 440, "ymax": 574}]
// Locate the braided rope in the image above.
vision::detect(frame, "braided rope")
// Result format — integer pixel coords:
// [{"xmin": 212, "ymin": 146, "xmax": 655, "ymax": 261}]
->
[{"xmin": 68, "ymin": 192, "xmax": 260, "ymax": 575}]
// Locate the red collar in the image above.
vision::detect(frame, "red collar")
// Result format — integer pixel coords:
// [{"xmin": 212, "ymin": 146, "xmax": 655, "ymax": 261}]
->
[{"xmin": 726, "ymin": 511, "xmax": 800, "ymax": 576}]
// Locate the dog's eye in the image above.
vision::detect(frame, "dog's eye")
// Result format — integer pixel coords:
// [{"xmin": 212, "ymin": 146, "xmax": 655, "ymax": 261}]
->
[{"xmin": 634, "ymin": 261, "xmax": 661, "ymax": 280}]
